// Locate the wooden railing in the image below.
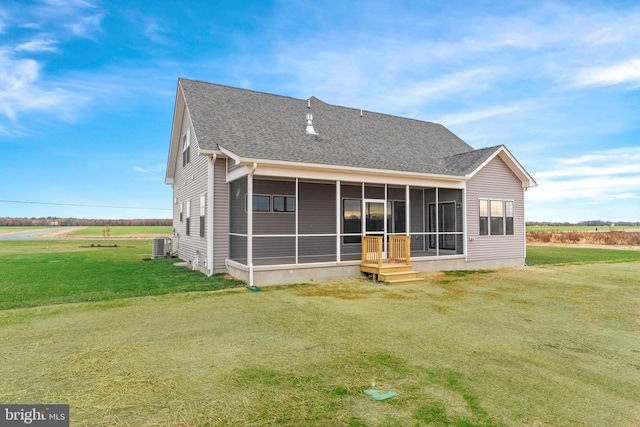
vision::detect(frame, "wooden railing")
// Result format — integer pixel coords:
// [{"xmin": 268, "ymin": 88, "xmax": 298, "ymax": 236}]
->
[
  {"xmin": 361, "ymin": 235, "xmax": 411, "ymax": 266},
  {"xmin": 389, "ymin": 235, "xmax": 411, "ymax": 265},
  {"xmin": 362, "ymin": 236, "xmax": 383, "ymax": 267}
]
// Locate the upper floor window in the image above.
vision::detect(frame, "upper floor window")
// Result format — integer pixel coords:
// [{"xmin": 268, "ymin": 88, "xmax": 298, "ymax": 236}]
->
[
  {"xmin": 182, "ymin": 129, "xmax": 191, "ymax": 167},
  {"xmin": 479, "ymin": 199, "xmax": 514, "ymax": 236}
]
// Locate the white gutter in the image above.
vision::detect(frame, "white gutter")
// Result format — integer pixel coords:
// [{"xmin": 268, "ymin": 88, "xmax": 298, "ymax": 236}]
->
[{"xmin": 211, "ymin": 145, "xmax": 466, "ymax": 183}]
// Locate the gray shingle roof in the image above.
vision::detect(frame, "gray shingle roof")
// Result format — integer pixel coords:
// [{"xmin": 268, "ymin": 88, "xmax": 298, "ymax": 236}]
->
[{"xmin": 179, "ymin": 78, "xmax": 497, "ymax": 176}]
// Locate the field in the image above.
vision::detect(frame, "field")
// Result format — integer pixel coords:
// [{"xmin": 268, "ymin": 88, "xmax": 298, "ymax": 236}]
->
[
  {"xmin": 0, "ymin": 241, "xmax": 639, "ymax": 426},
  {"xmin": 65, "ymin": 225, "xmax": 172, "ymax": 237},
  {"xmin": 527, "ymin": 225, "xmax": 640, "ymax": 232}
]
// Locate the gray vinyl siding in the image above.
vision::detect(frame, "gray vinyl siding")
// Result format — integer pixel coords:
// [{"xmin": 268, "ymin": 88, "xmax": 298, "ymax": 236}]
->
[
  {"xmin": 299, "ymin": 182, "xmax": 335, "ymax": 234},
  {"xmin": 229, "ymin": 178, "xmax": 247, "ymax": 234},
  {"xmin": 229, "ymin": 177, "xmax": 247, "ymax": 263},
  {"xmin": 387, "ymin": 187, "xmax": 405, "ymax": 200},
  {"xmin": 253, "ymin": 179, "xmax": 295, "ymax": 235},
  {"xmin": 172, "ymin": 112, "xmax": 208, "ymax": 267},
  {"xmin": 213, "ymin": 157, "xmax": 229, "ymax": 270},
  {"xmin": 466, "ymin": 156, "xmax": 525, "ymax": 261}
]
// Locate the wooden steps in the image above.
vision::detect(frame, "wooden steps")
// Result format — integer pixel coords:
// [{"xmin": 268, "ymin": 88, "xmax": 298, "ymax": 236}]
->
[{"xmin": 360, "ymin": 262, "xmax": 421, "ymax": 284}]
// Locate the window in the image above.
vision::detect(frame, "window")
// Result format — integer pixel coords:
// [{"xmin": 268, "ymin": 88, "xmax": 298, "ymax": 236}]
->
[
  {"xmin": 185, "ymin": 200, "xmax": 191, "ymax": 236},
  {"xmin": 490, "ymin": 200, "xmax": 504, "ymax": 235},
  {"xmin": 179, "ymin": 201, "xmax": 184, "ymax": 222},
  {"xmin": 252, "ymin": 195, "xmax": 270, "ymax": 212},
  {"xmin": 479, "ymin": 200, "xmax": 488, "ymax": 235},
  {"xmin": 505, "ymin": 201, "xmax": 514, "ymax": 235},
  {"xmin": 199, "ymin": 195, "xmax": 205, "ymax": 238},
  {"xmin": 479, "ymin": 199, "xmax": 514, "ymax": 236},
  {"xmin": 343, "ymin": 199, "xmax": 362, "ymax": 244},
  {"xmin": 273, "ymin": 196, "xmax": 295, "ymax": 212},
  {"xmin": 182, "ymin": 130, "xmax": 191, "ymax": 167}
]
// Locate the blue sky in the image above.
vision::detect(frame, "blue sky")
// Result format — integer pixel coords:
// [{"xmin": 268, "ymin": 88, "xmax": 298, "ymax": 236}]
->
[{"xmin": 1, "ymin": 0, "xmax": 639, "ymax": 222}]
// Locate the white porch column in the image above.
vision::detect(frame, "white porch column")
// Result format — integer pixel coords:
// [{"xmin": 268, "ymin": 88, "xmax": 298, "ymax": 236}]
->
[
  {"xmin": 247, "ymin": 164, "xmax": 256, "ymax": 286},
  {"xmin": 336, "ymin": 180, "xmax": 341, "ymax": 262},
  {"xmin": 405, "ymin": 185, "xmax": 410, "ymax": 237}
]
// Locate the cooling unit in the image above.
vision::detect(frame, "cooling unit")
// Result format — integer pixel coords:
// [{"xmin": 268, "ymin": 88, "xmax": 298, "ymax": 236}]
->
[{"xmin": 152, "ymin": 237, "xmax": 171, "ymax": 259}]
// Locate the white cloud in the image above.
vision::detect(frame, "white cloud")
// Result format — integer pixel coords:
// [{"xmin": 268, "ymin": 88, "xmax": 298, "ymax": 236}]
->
[
  {"xmin": 528, "ymin": 147, "xmax": 640, "ymax": 204},
  {"xmin": 134, "ymin": 164, "xmax": 166, "ymax": 173},
  {"xmin": 0, "ymin": 51, "xmax": 89, "ymax": 121},
  {"xmin": 15, "ymin": 39, "xmax": 59, "ymax": 53},
  {"xmin": 576, "ymin": 58, "xmax": 640, "ymax": 87}
]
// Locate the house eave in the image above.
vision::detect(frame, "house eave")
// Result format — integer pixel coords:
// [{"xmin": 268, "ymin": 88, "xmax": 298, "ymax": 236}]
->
[{"xmin": 227, "ymin": 154, "xmax": 467, "ymax": 183}]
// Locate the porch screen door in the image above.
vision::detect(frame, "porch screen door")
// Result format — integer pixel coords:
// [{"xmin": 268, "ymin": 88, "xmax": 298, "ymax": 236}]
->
[{"xmin": 365, "ymin": 200, "xmax": 386, "ymax": 258}]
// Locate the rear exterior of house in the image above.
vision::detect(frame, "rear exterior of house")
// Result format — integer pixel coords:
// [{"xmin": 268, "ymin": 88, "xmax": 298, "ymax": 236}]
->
[{"xmin": 166, "ymin": 79, "xmax": 536, "ymax": 286}]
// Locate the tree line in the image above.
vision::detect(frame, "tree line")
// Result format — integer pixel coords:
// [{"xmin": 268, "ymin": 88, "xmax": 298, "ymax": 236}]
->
[{"xmin": 1, "ymin": 217, "xmax": 172, "ymax": 227}]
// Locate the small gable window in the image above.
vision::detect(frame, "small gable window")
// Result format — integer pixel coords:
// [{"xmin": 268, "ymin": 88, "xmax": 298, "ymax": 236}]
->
[{"xmin": 182, "ymin": 129, "xmax": 191, "ymax": 167}]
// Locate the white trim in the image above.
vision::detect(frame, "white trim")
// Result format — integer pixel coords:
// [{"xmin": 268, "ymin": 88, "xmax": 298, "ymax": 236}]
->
[{"xmin": 466, "ymin": 146, "xmax": 537, "ymax": 188}]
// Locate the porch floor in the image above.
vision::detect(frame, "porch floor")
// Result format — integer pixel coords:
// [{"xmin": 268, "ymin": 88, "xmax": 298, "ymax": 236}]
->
[{"xmin": 360, "ymin": 262, "xmax": 421, "ymax": 284}]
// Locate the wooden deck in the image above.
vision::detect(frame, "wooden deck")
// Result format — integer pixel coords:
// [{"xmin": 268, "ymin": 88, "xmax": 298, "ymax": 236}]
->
[{"xmin": 360, "ymin": 236, "xmax": 421, "ymax": 284}]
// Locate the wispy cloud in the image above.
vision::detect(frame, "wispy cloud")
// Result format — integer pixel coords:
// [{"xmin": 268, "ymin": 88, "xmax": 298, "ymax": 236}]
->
[
  {"xmin": 575, "ymin": 58, "xmax": 640, "ymax": 88},
  {"xmin": 0, "ymin": 51, "xmax": 88, "ymax": 121},
  {"xmin": 528, "ymin": 147, "xmax": 640, "ymax": 204},
  {"xmin": 134, "ymin": 164, "xmax": 166, "ymax": 174},
  {"xmin": 15, "ymin": 39, "xmax": 59, "ymax": 53}
]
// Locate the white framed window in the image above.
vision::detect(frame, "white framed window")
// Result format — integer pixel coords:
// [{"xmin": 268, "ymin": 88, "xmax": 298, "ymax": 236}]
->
[
  {"xmin": 479, "ymin": 199, "xmax": 514, "ymax": 236},
  {"xmin": 199, "ymin": 195, "xmax": 205, "ymax": 238},
  {"xmin": 182, "ymin": 129, "xmax": 191, "ymax": 167},
  {"xmin": 186, "ymin": 199, "xmax": 191, "ymax": 236}
]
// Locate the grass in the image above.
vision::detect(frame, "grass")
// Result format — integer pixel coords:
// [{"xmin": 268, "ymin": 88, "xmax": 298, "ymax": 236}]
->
[
  {"xmin": 526, "ymin": 245, "xmax": 640, "ymax": 265},
  {"xmin": 0, "ymin": 243, "xmax": 639, "ymax": 425},
  {"xmin": 0, "ymin": 240, "xmax": 243, "ymax": 310}
]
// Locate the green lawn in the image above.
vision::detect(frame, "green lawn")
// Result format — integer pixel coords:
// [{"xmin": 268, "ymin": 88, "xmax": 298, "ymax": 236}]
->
[
  {"xmin": 1, "ymin": 249, "xmax": 638, "ymax": 426},
  {"xmin": 526, "ymin": 245, "xmax": 640, "ymax": 265},
  {"xmin": 0, "ymin": 240, "xmax": 243, "ymax": 310}
]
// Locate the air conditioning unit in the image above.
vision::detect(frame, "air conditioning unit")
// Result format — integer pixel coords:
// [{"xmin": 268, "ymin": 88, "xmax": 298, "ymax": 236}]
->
[{"xmin": 152, "ymin": 237, "xmax": 171, "ymax": 259}]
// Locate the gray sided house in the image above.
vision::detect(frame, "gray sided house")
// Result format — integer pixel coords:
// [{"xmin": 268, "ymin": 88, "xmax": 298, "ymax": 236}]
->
[{"xmin": 165, "ymin": 78, "xmax": 537, "ymax": 286}]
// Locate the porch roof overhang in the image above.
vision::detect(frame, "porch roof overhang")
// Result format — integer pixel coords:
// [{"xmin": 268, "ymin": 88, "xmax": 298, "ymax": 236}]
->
[{"xmin": 201, "ymin": 146, "xmax": 468, "ymax": 189}]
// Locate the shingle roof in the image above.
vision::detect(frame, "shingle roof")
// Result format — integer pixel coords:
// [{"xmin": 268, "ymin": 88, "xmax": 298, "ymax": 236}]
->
[{"xmin": 179, "ymin": 78, "xmax": 497, "ymax": 176}]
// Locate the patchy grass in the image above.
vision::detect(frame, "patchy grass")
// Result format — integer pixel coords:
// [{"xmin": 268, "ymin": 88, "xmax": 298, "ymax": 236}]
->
[
  {"xmin": 526, "ymin": 245, "xmax": 640, "ymax": 265},
  {"xmin": 0, "ymin": 240, "xmax": 243, "ymax": 310},
  {"xmin": 0, "ymin": 260, "xmax": 638, "ymax": 426}
]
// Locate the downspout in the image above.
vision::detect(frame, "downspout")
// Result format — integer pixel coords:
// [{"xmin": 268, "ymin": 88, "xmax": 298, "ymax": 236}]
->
[
  {"xmin": 206, "ymin": 154, "xmax": 216, "ymax": 276},
  {"xmin": 247, "ymin": 162, "xmax": 257, "ymax": 287}
]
